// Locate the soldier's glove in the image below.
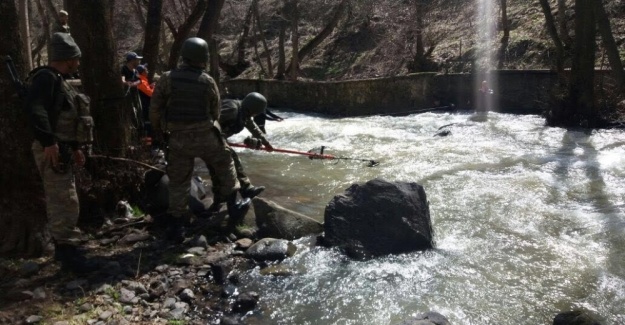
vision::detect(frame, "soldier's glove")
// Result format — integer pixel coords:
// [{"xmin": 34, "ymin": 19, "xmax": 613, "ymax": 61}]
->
[{"xmin": 244, "ymin": 137, "xmax": 262, "ymax": 149}]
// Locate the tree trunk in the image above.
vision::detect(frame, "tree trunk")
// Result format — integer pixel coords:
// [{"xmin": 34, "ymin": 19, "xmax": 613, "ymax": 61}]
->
[
  {"xmin": 570, "ymin": 0, "xmax": 596, "ymax": 126},
  {"xmin": 44, "ymin": 0, "xmax": 60, "ymax": 26},
  {"xmin": 133, "ymin": 0, "xmax": 146, "ymax": 30},
  {"xmin": 20, "ymin": 0, "xmax": 33, "ymax": 71},
  {"xmin": 252, "ymin": 0, "xmax": 273, "ymax": 77},
  {"xmin": 538, "ymin": 0, "xmax": 565, "ymax": 73},
  {"xmin": 33, "ymin": 0, "xmax": 52, "ymax": 66},
  {"xmin": 209, "ymin": 39, "xmax": 220, "ymax": 83},
  {"xmin": 67, "ymin": 0, "xmax": 134, "ymax": 156},
  {"xmin": 235, "ymin": 2, "xmax": 254, "ymax": 66},
  {"xmin": 197, "ymin": 0, "xmax": 225, "ymax": 81},
  {"xmin": 197, "ymin": 0, "xmax": 225, "ymax": 42},
  {"xmin": 594, "ymin": 0, "xmax": 625, "ymax": 90},
  {"xmin": 286, "ymin": 0, "xmax": 347, "ymax": 75},
  {"xmin": 250, "ymin": 3, "xmax": 267, "ymax": 78},
  {"xmin": 289, "ymin": 0, "xmax": 299, "ymax": 81},
  {"xmin": 0, "ymin": 0, "xmax": 48, "ymax": 258},
  {"xmin": 166, "ymin": 0, "xmax": 207, "ymax": 69},
  {"xmin": 142, "ymin": 0, "xmax": 164, "ymax": 82},
  {"xmin": 557, "ymin": 0, "xmax": 572, "ymax": 47},
  {"xmin": 497, "ymin": 0, "xmax": 509, "ymax": 69},
  {"xmin": 275, "ymin": 3, "xmax": 287, "ymax": 80}
]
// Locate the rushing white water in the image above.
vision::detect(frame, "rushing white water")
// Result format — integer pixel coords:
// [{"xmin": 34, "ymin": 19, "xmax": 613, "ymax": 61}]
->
[{"xmin": 223, "ymin": 110, "xmax": 625, "ymax": 325}]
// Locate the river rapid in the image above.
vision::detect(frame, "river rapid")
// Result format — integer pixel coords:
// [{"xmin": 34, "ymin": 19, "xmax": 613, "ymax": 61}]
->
[{"xmin": 214, "ymin": 111, "xmax": 625, "ymax": 325}]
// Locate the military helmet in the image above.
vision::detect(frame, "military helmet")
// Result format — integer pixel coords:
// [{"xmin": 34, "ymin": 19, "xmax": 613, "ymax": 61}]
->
[
  {"xmin": 241, "ymin": 92, "xmax": 267, "ymax": 117},
  {"xmin": 181, "ymin": 37, "xmax": 209, "ymax": 64}
]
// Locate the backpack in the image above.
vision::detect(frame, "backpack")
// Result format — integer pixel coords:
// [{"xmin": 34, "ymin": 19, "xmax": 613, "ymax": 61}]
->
[{"xmin": 25, "ymin": 67, "xmax": 94, "ymax": 144}]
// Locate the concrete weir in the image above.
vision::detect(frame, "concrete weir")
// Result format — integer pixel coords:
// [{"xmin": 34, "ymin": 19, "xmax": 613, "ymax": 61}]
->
[{"xmin": 223, "ymin": 70, "xmax": 560, "ymax": 116}]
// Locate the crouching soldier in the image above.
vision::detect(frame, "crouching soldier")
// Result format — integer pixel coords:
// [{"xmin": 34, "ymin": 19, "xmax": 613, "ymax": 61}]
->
[{"xmin": 205, "ymin": 92, "xmax": 273, "ymax": 215}]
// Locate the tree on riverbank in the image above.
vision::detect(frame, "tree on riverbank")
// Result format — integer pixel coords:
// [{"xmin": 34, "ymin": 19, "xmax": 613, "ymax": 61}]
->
[
  {"xmin": 544, "ymin": 0, "xmax": 624, "ymax": 127},
  {"xmin": 0, "ymin": 0, "xmax": 48, "ymax": 257}
]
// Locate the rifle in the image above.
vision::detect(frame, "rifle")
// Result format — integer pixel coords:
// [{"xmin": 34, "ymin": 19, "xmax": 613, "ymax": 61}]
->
[{"xmin": 3, "ymin": 56, "xmax": 28, "ymax": 99}]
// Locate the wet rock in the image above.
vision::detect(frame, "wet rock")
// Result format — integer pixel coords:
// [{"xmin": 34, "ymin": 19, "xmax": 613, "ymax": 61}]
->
[
  {"xmin": 119, "ymin": 288, "xmax": 136, "ymax": 304},
  {"xmin": 20, "ymin": 261, "xmax": 40, "ymax": 277},
  {"xmin": 119, "ymin": 231, "xmax": 151, "ymax": 244},
  {"xmin": 187, "ymin": 247, "xmax": 206, "ymax": 255},
  {"xmin": 177, "ymin": 253, "xmax": 203, "ymax": 266},
  {"xmin": 395, "ymin": 311, "xmax": 451, "ymax": 325},
  {"xmin": 221, "ymin": 316, "xmax": 242, "ymax": 325},
  {"xmin": 179, "ymin": 288, "xmax": 195, "ymax": 302},
  {"xmin": 66, "ymin": 279, "xmax": 88, "ymax": 290},
  {"xmin": 237, "ymin": 228, "xmax": 256, "ymax": 239},
  {"xmin": 232, "ymin": 291, "xmax": 259, "ymax": 313},
  {"xmin": 79, "ymin": 303, "xmax": 94, "ymax": 313},
  {"xmin": 171, "ymin": 278, "xmax": 190, "ymax": 293},
  {"xmin": 123, "ymin": 306, "xmax": 133, "ymax": 314},
  {"xmin": 169, "ymin": 307, "xmax": 186, "ymax": 320},
  {"xmin": 116, "ymin": 200, "xmax": 133, "ymax": 218},
  {"xmin": 95, "ymin": 284, "xmax": 113, "ymax": 294},
  {"xmin": 553, "ymin": 310, "xmax": 603, "ymax": 325},
  {"xmin": 122, "ymin": 280, "xmax": 148, "ymax": 294},
  {"xmin": 324, "ymin": 179, "xmax": 434, "ymax": 258},
  {"xmin": 100, "ymin": 236, "xmax": 120, "ymax": 245},
  {"xmin": 221, "ymin": 284, "xmax": 238, "ymax": 298},
  {"xmin": 235, "ymin": 238, "xmax": 253, "ymax": 250},
  {"xmin": 245, "ymin": 238, "xmax": 297, "ymax": 261},
  {"xmin": 260, "ymin": 265, "xmax": 294, "ymax": 277},
  {"xmin": 99, "ymin": 310, "xmax": 113, "ymax": 320},
  {"xmin": 155, "ymin": 264, "xmax": 169, "ymax": 272},
  {"xmin": 33, "ymin": 287, "xmax": 46, "ymax": 300},
  {"xmin": 189, "ymin": 235, "xmax": 209, "ymax": 249},
  {"xmin": 163, "ymin": 297, "xmax": 177, "ymax": 309},
  {"xmin": 25, "ymin": 315, "xmax": 43, "ymax": 323},
  {"xmin": 252, "ymin": 197, "xmax": 324, "ymax": 240}
]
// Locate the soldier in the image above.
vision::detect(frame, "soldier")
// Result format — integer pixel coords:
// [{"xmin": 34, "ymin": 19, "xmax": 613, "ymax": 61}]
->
[
  {"xmin": 28, "ymin": 33, "xmax": 95, "ymax": 273},
  {"xmin": 150, "ymin": 37, "xmax": 250, "ymax": 237},
  {"xmin": 211, "ymin": 92, "xmax": 274, "ymax": 212}
]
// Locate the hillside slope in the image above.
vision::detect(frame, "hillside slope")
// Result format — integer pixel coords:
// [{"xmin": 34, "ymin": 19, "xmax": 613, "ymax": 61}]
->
[{"xmin": 217, "ymin": 0, "xmax": 625, "ymax": 81}]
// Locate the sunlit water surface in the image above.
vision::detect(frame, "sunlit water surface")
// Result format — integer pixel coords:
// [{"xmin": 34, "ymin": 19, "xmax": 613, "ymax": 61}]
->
[{"xmin": 204, "ymin": 111, "xmax": 625, "ymax": 324}]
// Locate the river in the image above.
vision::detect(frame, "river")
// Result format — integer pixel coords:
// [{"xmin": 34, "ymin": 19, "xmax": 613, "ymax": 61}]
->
[{"xmin": 216, "ymin": 110, "xmax": 625, "ymax": 324}]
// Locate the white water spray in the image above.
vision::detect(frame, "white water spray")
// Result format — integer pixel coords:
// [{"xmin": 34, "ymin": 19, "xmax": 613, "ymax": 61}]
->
[{"xmin": 474, "ymin": 0, "xmax": 498, "ymax": 112}]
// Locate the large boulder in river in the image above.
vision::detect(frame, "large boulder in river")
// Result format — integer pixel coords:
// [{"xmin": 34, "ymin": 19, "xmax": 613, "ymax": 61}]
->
[
  {"xmin": 323, "ymin": 179, "xmax": 434, "ymax": 258},
  {"xmin": 252, "ymin": 197, "xmax": 323, "ymax": 240}
]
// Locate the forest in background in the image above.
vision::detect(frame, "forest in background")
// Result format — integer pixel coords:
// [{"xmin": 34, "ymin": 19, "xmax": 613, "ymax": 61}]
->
[{"xmin": 22, "ymin": 0, "xmax": 625, "ymax": 81}]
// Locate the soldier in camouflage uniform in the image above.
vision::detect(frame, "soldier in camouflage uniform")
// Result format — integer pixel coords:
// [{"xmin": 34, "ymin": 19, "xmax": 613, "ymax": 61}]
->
[
  {"xmin": 150, "ymin": 37, "xmax": 250, "ymax": 236},
  {"xmin": 28, "ymin": 33, "xmax": 95, "ymax": 273},
  {"xmin": 209, "ymin": 92, "xmax": 274, "ymax": 211}
]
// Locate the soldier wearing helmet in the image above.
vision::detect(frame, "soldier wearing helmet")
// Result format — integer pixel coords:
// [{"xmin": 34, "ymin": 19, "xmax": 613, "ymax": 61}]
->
[
  {"xmin": 213, "ymin": 92, "xmax": 274, "ymax": 206},
  {"xmin": 150, "ymin": 37, "xmax": 250, "ymax": 237}
]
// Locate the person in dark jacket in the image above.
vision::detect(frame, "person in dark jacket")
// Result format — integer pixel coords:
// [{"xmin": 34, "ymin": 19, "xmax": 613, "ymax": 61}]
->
[{"xmin": 28, "ymin": 33, "xmax": 96, "ymax": 273}]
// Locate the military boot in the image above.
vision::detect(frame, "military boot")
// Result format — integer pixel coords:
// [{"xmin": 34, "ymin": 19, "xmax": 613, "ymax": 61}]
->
[
  {"xmin": 240, "ymin": 185, "xmax": 265, "ymax": 199},
  {"xmin": 226, "ymin": 193, "xmax": 251, "ymax": 230},
  {"xmin": 54, "ymin": 243, "xmax": 99, "ymax": 274}
]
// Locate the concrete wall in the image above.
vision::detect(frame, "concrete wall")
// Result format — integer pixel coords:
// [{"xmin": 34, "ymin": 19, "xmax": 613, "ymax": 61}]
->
[{"xmin": 223, "ymin": 70, "xmax": 560, "ymax": 116}]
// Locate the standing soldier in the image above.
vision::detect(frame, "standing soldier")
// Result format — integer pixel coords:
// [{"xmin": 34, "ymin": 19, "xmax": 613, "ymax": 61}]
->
[
  {"xmin": 150, "ymin": 37, "xmax": 250, "ymax": 237},
  {"xmin": 28, "ymin": 33, "xmax": 95, "ymax": 273}
]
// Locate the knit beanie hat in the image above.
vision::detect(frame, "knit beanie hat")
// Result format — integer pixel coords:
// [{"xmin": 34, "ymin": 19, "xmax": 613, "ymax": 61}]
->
[{"xmin": 49, "ymin": 32, "xmax": 81, "ymax": 61}]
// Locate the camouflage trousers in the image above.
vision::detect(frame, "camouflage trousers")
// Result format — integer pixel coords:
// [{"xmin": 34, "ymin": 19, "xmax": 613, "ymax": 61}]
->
[
  {"xmin": 167, "ymin": 126, "xmax": 239, "ymax": 216},
  {"xmin": 227, "ymin": 146, "xmax": 251, "ymax": 190},
  {"xmin": 32, "ymin": 141, "xmax": 82, "ymax": 245}
]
